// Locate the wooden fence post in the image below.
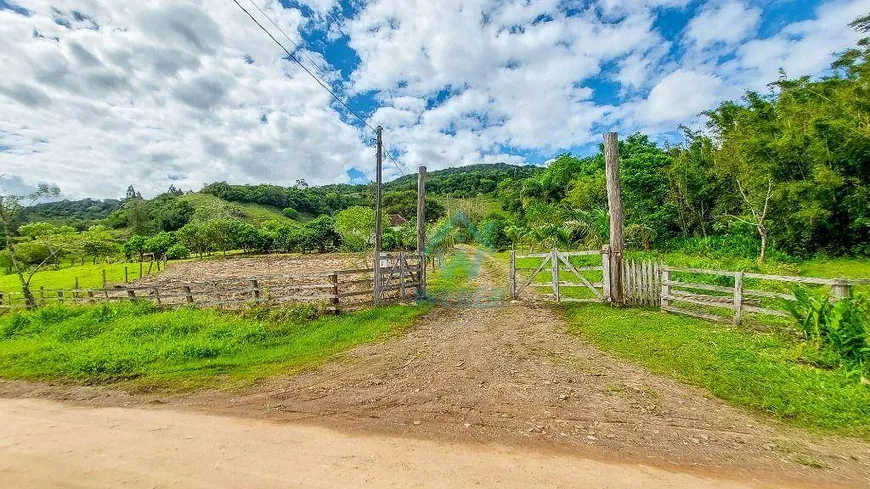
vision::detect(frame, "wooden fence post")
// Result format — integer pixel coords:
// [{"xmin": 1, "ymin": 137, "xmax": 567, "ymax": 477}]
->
[
  {"xmin": 57, "ymin": 290, "xmax": 64, "ymax": 304},
  {"xmin": 551, "ymin": 248, "xmax": 560, "ymax": 303},
  {"xmin": 184, "ymin": 286, "xmax": 194, "ymax": 304},
  {"xmin": 832, "ymin": 279, "xmax": 850, "ymax": 300},
  {"xmin": 604, "ymin": 132, "xmax": 625, "ymax": 305},
  {"xmin": 125, "ymin": 266, "xmax": 129, "ymax": 283},
  {"xmin": 661, "ymin": 268, "xmax": 670, "ymax": 311},
  {"xmin": 0, "ymin": 291, "xmax": 4, "ymax": 308},
  {"xmin": 74, "ymin": 277, "xmax": 79, "ymax": 301},
  {"xmin": 139, "ymin": 261, "xmax": 143, "ymax": 279},
  {"xmin": 509, "ymin": 249, "xmax": 516, "ymax": 299},
  {"xmin": 87, "ymin": 290, "xmax": 95, "ymax": 303},
  {"xmin": 399, "ymin": 252, "xmax": 406, "ymax": 299},
  {"xmin": 329, "ymin": 273, "xmax": 339, "ymax": 313},
  {"xmin": 373, "ymin": 125, "xmax": 383, "ymax": 306},
  {"xmin": 127, "ymin": 289, "xmax": 136, "ymax": 301},
  {"xmin": 39, "ymin": 286, "xmax": 45, "ymax": 305},
  {"xmin": 152, "ymin": 287, "xmax": 161, "ymax": 306},
  {"xmin": 417, "ymin": 166, "xmax": 427, "ymax": 298},
  {"xmin": 601, "ymin": 246, "xmax": 612, "ymax": 303},
  {"xmin": 733, "ymin": 272, "xmax": 744, "ymax": 325},
  {"xmin": 249, "ymin": 280, "xmax": 260, "ymax": 301},
  {"xmin": 102, "ymin": 269, "xmax": 107, "ymax": 288}
]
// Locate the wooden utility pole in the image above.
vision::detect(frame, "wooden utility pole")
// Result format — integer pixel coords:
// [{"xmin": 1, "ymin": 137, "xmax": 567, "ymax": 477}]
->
[
  {"xmin": 604, "ymin": 132, "xmax": 625, "ymax": 305},
  {"xmin": 373, "ymin": 126, "xmax": 384, "ymax": 305},
  {"xmin": 417, "ymin": 166, "xmax": 427, "ymax": 298}
]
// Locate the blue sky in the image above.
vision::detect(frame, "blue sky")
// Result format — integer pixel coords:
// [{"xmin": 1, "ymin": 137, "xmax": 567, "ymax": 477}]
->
[{"xmin": 0, "ymin": 0, "xmax": 867, "ymax": 197}]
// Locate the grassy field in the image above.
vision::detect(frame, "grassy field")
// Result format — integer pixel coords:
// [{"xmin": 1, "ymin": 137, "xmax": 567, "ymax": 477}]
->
[
  {"xmin": 0, "ymin": 302, "xmax": 429, "ymax": 391},
  {"xmin": 797, "ymin": 257, "xmax": 870, "ymax": 279},
  {"xmin": 0, "ymin": 262, "xmax": 164, "ymax": 298},
  {"xmin": 565, "ymin": 304, "xmax": 870, "ymax": 440},
  {"xmin": 179, "ymin": 193, "xmax": 298, "ymax": 225}
]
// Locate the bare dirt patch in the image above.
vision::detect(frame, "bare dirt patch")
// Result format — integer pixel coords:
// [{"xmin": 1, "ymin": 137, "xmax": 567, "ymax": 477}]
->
[
  {"xmin": 129, "ymin": 252, "xmax": 375, "ymax": 306},
  {"xmin": 134, "ymin": 253, "xmax": 370, "ymax": 286},
  {"xmin": 0, "ymin": 398, "xmax": 790, "ymax": 489}
]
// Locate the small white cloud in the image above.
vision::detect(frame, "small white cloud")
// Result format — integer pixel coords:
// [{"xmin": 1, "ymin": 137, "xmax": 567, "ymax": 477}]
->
[
  {"xmin": 685, "ymin": 1, "xmax": 761, "ymax": 49},
  {"xmin": 641, "ymin": 70, "xmax": 722, "ymax": 123}
]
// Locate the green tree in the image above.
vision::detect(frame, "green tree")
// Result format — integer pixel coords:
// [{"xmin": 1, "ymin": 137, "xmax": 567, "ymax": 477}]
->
[
  {"xmin": 79, "ymin": 225, "xmax": 118, "ymax": 263},
  {"xmin": 301, "ymin": 215, "xmax": 339, "ymax": 253},
  {"xmin": 0, "ymin": 182, "xmax": 61, "ymax": 308},
  {"xmin": 334, "ymin": 206, "xmax": 378, "ymax": 251},
  {"xmin": 144, "ymin": 231, "xmax": 177, "ymax": 258},
  {"xmin": 123, "ymin": 235, "xmax": 147, "ymax": 261}
]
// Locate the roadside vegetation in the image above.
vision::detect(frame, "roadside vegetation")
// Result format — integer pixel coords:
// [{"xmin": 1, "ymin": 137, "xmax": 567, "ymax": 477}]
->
[
  {"xmin": 565, "ymin": 304, "xmax": 870, "ymax": 440},
  {"xmin": 0, "ymin": 301, "xmax": 428, "ymax": 391}
]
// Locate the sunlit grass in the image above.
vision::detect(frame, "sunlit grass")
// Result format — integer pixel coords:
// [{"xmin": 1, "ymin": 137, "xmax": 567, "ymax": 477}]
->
[
  {"xmin": 0, "ymin": 301, "xmax": 429, "ymax": 391},
  {"xmin": 0, "ymin": 262, "xmax": 163, "ymax": 299},
  {"xmin": 565, "ymin": 303, "xmax": 870, "ymax": 440}
]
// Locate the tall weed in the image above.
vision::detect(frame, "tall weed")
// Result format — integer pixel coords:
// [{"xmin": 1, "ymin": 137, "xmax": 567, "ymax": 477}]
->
[{"xmin": 785, "ymin": 288, "xmax": 870, "ymax": 378}]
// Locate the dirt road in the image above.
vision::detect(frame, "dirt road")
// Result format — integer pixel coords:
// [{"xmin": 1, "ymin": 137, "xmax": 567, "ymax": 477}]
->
[
  {"xmin": 1, "ymin": 247, "xmax": 869, "ymax": 488},
  {"xmin": 0, "ymin": 398, "xmax": 794, "ymax": 489}
]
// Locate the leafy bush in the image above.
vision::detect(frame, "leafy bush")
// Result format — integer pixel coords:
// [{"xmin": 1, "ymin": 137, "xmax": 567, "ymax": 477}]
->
[
  {"xmin": 478, "ymin": 216, "xmax": 511, "ymax": 251},
  {"xmin": 13, "ymin": 240, "xmax": 53, "ymax": 266},
  {"xmin": 122, "ymin": 235, "xmax": 147, "ymax": 261},
  {"xmin": 785, "ymin": 288, "xmax": 870, "ymax": 377},
  {"xmin": 144, "ymin": 231, "xmax": 177, "ymax": 257},
  {"xmin": 335, "ymin": 206, "xmax": 377, "ymax": 251},
  {"xmin": 165, "ymin": 243, "xmax": 190, "ymax": 260},
  {"xmin": 282, "ymin": 207, "xmax": 300, "ymax": 220}
]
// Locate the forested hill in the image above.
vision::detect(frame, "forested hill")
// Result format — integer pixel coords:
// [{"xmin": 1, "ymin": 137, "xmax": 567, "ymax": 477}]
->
[
  {"xmin": 19, "ymin": 198, "xmax": 122, "ymax": 228},
  {"xmin": 14, "ymin": 163, "xmax": 534, "ymax": 233},
  {"xmin": 386, "ymin": 163, "xmax": 541, "ymax": 196}
]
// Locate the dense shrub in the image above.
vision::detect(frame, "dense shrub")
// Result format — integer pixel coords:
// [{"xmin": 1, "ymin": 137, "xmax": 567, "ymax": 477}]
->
[{"xmin": 165, "ymin": 243, "xmax": 190, "ymax": 260}]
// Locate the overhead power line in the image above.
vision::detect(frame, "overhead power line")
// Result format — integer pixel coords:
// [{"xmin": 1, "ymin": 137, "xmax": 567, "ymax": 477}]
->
[
  {"xmin": 382, "ymin": 140, "xmax": 407, "ymax": 176},
  {"xmin": 230, "ymin": 0, "xmax": 406, "ymax": 176},
  {"xmin": 245, "ymin": 0, "xmax": 334, "ymax": 85}
]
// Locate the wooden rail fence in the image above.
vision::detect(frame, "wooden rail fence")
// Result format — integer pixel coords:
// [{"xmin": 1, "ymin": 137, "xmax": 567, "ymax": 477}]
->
[
  {"xmin": 509, "ymin": 249, "xmax": 868, "ymax": 326},
  {"xmin": 661, "ymin": 267, "xmax": 870, "ymax": 324},
  {"xmin": 0, "ymin": 253, "xmax": 424, "ymax": 313}
]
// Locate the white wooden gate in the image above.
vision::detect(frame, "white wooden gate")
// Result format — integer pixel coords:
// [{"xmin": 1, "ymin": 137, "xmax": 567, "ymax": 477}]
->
[
  {"xmin": 510, "ymin": 248, "xmax": 604, "ymax": 302},
  {"xmin": 622, "ymin": 259, "xmax": 663, "ymax": 306}
]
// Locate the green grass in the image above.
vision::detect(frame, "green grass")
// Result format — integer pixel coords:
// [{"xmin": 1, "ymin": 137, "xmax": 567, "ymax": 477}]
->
[
  {"xmin": 0, "ymin": 302, "xmax": 429, "ymax": 390},
  {"xmin": 0, "ymin": 262, "xmax": 164, "ymax": 299},
  {"xmin": 565, "ymin": 304, "xmax": 870, "ymax": 439},
  {"xmin": 798, "ymin": 257, "xmax": 870, "ymax": 279},
  {"xmin": 429, "ymin": 250, "xmax": 476, "ymax": 296}
]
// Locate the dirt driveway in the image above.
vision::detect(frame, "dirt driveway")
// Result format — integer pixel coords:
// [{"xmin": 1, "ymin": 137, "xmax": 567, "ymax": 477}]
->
[
  {"xmin": 1, "ymin": 247, "xmax": 869, "ymax": 488},
  {"xmin": 0, "ymin": 398, "xmax": 783, "ymax": 489}
]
